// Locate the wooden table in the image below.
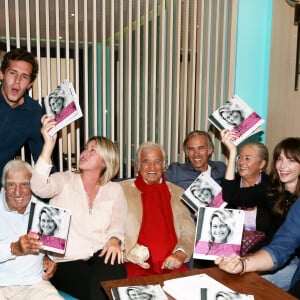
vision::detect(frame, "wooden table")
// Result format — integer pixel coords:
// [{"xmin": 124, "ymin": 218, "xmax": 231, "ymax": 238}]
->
[{"xmin": 101, "ymin": 267, "xmax": 297, "ymax": 300}]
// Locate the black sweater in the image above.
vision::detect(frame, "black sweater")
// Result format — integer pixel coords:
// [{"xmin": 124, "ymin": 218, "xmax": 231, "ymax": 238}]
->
[{"xmin": 222, "ymin": 172, "xmax": 273, "ymax": 235}]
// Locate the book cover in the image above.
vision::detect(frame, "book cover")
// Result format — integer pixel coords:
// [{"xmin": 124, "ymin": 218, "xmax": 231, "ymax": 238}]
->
[
  {"xmin": 208, "ymin": 95, "xmax": 264, "ymax": 145},
  {"xmin": 193, "ymin": 207, "xmax": 244, "ymax": 260},
  {"xmin": 181, "ymin": 172, "xmax": 227, "ymax": 212},
  {"xmin": 27, "ymin": 200, "xmax": 71, "ymax": 254},
  {"xmin": 200, "ymin": 288, "xmax": 254, "ymax": 300},
  {"xmin": 163, "ymin": 274, "xmax": 254, "ymax": 300},
  {"xmin": 43, "ymin": 80, "xmax": 83, "ymax": 136},
  {"xmin": 111, "ymin": 285, "xmax": 168, "ymax": 300}
]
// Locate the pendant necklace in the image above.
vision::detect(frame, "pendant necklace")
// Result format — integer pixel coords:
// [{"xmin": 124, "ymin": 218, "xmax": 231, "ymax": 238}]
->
[{"xmin": 86, "ymin": 193, "xmax": 93, "ymax": 215}]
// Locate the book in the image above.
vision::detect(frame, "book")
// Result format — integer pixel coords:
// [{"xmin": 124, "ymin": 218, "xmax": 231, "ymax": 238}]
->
[
  {"xmin": 43, "ymin": 80, "xmax": 83, "ymax": 136},
  {"xmin": 27, "ymin": 200, "xmax": 71, "ymax": 254},
  {"xmin": 193, "ymin": 207, "xmax": 244, "ymax": 260},
  {"xmin": 111, "ymin": 284, "xmax": 168, "ymax": 300},
  {"xmin": 181, "ymin": 172, "xmax": 227, "ymax": 212},
  {"xmin": 162, "ymin": 274, "xmax": 254, "ymax": 300},
  {"xmin": 208, "ymin": 95, "xmax": 264, "ymax": 145},
  {"xmin": 200, "ymin": 288, "xmax": 254, "ymax": 300}
]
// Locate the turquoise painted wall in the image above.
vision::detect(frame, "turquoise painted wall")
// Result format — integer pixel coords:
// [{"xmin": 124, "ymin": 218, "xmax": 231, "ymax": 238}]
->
[
  {"xmin": 88, "ymin": 44, "xmax": 111, "ymax": 137},
  {"xmin": 235, "ymin": 0, "xmax": 273, "ymax": 142}
]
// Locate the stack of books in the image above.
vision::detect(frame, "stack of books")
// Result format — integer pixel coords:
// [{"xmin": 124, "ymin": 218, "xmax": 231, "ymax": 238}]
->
[
  {"xmin": 111, "ymin": 274, "xmax": 254, "ymax": 300},
  {"xmin": 162, "ymin": 274, "xmax": 254, "ymax": 300}
]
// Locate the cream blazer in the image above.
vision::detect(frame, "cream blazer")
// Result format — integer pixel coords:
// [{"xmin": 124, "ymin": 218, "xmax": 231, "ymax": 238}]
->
[{"xmin": 120, "ymin": 179, "xmax": 196, "ymax": 263}]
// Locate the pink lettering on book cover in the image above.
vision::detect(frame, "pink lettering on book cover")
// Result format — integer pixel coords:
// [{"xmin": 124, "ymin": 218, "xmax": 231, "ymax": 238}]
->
[
  {"xmin": 233, "ymin": 112, "xmax": 262, "ymax": 137},
  {"xmin": 210, "ymin": 192, "xmax": 224, "ymax": 208},
  {"xmin": 28, "ymin": 231, "xmax": 66, "ymax": 250},
  {"xmin": 194, "ymin": 240, "xmax": 241, "ymax": 257},
  {"xmin": 55, "ymin": 101, "xmax": 76, "ymax": 124}
]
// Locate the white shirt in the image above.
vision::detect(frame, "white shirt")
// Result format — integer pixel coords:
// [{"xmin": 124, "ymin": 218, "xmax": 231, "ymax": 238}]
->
[
  {"xmin": 31, "ymin": 158, "xmax": 127, "ymax": 262},
  {"xmin": 0, "ymin": 191, "xmax": 45, "ymax": 286}
]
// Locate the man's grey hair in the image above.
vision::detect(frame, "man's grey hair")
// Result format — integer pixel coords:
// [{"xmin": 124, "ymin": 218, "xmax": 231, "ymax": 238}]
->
[
  {"xmin": 2, "ymin": 160, "xmax": 33, "ymax": 187},
  {"xmin": 135, "ymin": 142, "xmax": 167, "ymax": 171}
]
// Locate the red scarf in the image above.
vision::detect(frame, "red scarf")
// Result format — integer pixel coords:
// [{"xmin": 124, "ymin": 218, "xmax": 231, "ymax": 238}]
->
[{"xmin": 134, "ymin": 174, "xmax": 178, "ymax": 273}]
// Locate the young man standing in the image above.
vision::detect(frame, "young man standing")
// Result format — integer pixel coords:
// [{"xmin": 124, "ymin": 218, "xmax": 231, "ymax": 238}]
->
[{"xmin": 0, "ymin": 48, "xmax": 43, "ymax": 182}]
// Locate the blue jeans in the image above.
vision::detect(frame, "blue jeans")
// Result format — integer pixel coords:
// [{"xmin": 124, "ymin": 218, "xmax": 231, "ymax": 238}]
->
[{"xmin": 262, "ymin": 256, "xmax": 299, "ymax": 291}]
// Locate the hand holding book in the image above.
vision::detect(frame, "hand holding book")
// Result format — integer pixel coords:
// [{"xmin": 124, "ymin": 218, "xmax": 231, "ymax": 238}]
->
[
  {"xmin": 27, "ymin": 200, "xmax": 71, "ymax": 254},
  {"xmin": 208, "ymin": 95, "xmax": 264, "ymax": 145},
  {"xmin": 43, "ymin": 80, "xmax": 83, "ymax": 136},
  {"xmin": 193, "ymin": 207, "xmax": 244, "ymax": 261},
  {"xmin": 220, "ymin": 129, "xmax": 239, "ymax": 149},
  {"xmin": 181, "ymin": 172, "xmax": 226, "ymax": 212}
]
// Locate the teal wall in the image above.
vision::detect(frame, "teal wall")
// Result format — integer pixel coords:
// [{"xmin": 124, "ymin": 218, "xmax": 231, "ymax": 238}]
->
[
  {"xmin": 235, "ymin": 0, "xmax": 273, "ymax": 142},
  {"xmin": 88, "ymin": 44, "xmax": 111, "ymax": 137}
]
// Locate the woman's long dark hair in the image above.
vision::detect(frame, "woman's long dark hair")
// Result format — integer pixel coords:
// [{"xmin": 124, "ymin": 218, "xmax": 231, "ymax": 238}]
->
[{"xmin": 269, "ymin": 137, "xmax": 300, "ymax": 218}]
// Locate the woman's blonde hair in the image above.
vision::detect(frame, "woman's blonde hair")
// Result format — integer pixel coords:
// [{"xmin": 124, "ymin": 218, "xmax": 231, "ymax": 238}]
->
[{"xmin": 80, "ymin": 136, "xmax": 120, "ymax": 184}]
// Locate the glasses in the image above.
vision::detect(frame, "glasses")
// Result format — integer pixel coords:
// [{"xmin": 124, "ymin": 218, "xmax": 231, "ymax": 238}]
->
[
  {"xmin": 212, "ymin": 224, "xmax": 227, "ymax": 230},
  {"xmin": 5, "ymin": 182, "xmax": 31, "ymax": 190}
]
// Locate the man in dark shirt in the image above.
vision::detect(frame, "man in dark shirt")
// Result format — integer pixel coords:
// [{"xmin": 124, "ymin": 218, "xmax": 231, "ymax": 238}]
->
[
  {"xmin": 164, "ymin": 130, "xmax": 226, "ymax": 269},
  {"xmin": 165, "ymin": 130, "xmax": 226, "ymax": 189},
  {"xmin": 0, "ymin": 48, "xmax": 43, "ymax": 183}
]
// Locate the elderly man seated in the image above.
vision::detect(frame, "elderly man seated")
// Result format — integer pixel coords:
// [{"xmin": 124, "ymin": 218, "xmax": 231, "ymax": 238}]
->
[
  {"xmin": 120, "ymin": 142, "xmax": 195, "ymax": 278},
  {"xmin": 0, "ymin": 159, "xmax": 63, "ymax": 299}
]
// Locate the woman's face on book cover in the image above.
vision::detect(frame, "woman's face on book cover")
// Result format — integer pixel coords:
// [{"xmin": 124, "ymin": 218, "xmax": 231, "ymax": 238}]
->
[
  {"xmin": 49, "ymin": 96, "xmax": 64, "ymax": 114},
  {"xmin": 192, "ymin": 186, "xmax": 213, "ymax": 205},
  {"xmin": 211, "ymin": 216, "xmax": 230, "ymax": 243},
  {"xmin": 40, "ymin": 212, "xmax": 56, "ymax": 235},
  {"xmin": 220, "ymin": 110, "xmax": 243, "ymax": 126},
  {"xmin": 127, "ymin": 289, "xmax": 152, "ymax": 300}
]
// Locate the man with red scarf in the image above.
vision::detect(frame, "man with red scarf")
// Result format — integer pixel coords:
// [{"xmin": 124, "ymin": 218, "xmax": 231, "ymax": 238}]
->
[{"xmin": 120, "ymin": 142, "xmax": 195, "ymax": 278}]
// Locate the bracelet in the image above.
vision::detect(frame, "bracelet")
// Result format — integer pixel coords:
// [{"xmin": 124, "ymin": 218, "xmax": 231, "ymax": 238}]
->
[
  {"xmin": 174, "ymin": 248, "xmax": 187, "ymax": 258},
  {"xmin": 238, "ymin": 258, "xmax": 246, "ymax": 275},
  {"xmin": 10, "ymin": 242, "xmax": 16, "ymax": 256}
]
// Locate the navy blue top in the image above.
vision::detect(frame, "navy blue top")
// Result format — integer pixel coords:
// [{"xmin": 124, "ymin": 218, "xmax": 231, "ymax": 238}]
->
[
  {"xmin": 164, "ymin": 160, "xmax": 226, "ymax": 190},
  {"xmin": 0, "ymin": 89, "xmax": 43, "ymax": 180},
  {"xmin": 263, "ymin": 198, "xmax": 300, "ymax": 289}
]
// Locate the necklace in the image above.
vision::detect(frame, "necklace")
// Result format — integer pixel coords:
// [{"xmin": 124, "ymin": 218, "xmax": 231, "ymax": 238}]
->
[
  {"xmin": 84, "ymin": 184, "xmax": 100, "ymax": 215},
  {"xmin": 86, "ymin": 193, "xmax": 93, "ymax": 215}
]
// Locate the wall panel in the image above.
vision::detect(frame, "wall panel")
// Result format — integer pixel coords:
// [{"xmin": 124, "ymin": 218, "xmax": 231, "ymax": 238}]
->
[{"xmin": 0, "ymin": 0, "xmax": 237, "ymax": 177}]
